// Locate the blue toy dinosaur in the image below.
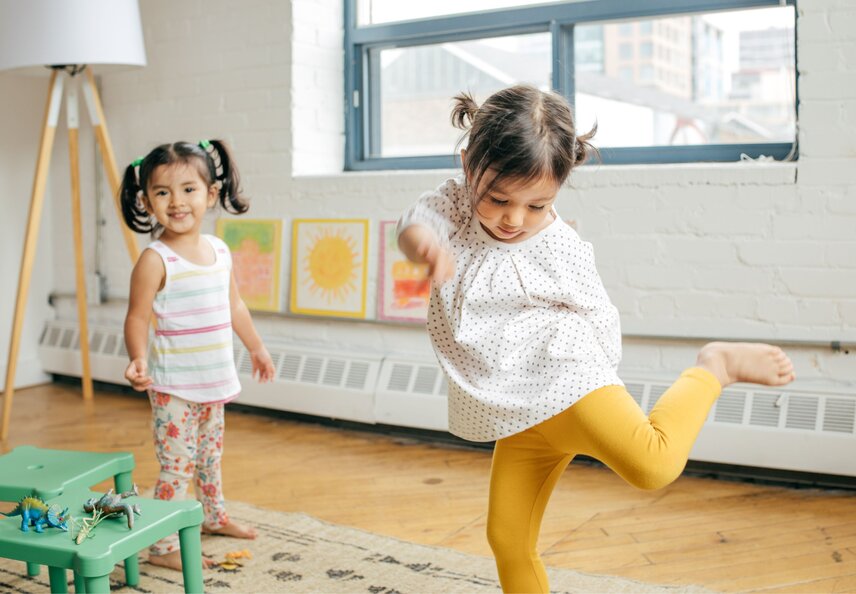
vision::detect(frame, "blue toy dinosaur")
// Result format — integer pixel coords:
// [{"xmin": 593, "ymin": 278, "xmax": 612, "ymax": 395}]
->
[{"xmin": 1, "ymin": 495, "xmax": 69, "ymax": 533}]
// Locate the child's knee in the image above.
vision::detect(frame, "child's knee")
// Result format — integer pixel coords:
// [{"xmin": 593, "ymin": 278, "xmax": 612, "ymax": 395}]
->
[
  {"xmin": 160, "ymin": 455, "xmax": 196, "ymax": 480},
  {"xmin": 486, "ymin": 516, "xmax": 526, "ymax": 558},
  {"xmin": 621, "ymin": 456, "xmax": 685, "ymax": 490}
]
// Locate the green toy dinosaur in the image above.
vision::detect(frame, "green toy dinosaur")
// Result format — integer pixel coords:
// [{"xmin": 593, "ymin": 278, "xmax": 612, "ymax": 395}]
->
[{"xmin": 1, "ymin": 495, "xmax": 69, "ymax": 533}]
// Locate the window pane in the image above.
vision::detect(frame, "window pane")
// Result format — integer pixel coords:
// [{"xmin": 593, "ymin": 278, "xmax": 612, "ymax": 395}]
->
[
  {"xmin": 574, "ymin": 6, "xmax": 796, "ymax": 148},
  {"xmin": 358, "ymin": 0, "xmax": 577, "ymax": 26},
  {"xmin": 377, "ymin": 33, "xmax": 551, "ymax": 158}
]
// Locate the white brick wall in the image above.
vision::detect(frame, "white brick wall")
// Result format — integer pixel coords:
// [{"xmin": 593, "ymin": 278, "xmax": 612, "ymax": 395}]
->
[
  {"xmin": 292, "ymin": 0, "xmax": 344, "ymax": 175},
  {"xmin": 35, "ymin": 0, "xmax": 856, "ymax": 393}
]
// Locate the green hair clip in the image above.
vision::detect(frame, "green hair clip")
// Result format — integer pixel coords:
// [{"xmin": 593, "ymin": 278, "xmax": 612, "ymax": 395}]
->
[
  {"xmin": 130, "ymin": 157, "xmax": 143, "ymax": 167},
  {"xmin": 199, "ymin": 139, "xmax": 211, "ymax": 149}
]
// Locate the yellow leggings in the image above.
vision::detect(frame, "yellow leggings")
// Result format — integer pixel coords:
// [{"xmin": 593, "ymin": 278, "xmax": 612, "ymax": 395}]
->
[{"xmin": 487, "ymin": 367, "xmax": 721, "ymax": 593}]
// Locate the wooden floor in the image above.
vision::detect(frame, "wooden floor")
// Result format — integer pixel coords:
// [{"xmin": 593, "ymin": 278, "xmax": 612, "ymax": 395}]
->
[{"xmin": 3, "ymin": 383, "xmax": 856, "ymax": 593}]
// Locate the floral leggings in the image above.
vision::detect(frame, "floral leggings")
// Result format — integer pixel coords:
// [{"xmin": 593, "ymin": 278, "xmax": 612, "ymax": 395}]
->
[{"xmin": 149, "ymin": 391, "xmax": 229, "ymax": 556}]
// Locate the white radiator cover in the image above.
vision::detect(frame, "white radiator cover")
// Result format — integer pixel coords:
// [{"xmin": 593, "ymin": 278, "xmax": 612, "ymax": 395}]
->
[{"xmin": 39, "ymin": 320, "xmax": 856, "ymax": 478}]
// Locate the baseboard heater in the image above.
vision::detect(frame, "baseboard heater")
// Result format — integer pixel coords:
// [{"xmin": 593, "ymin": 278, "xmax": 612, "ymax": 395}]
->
[{"xmin": 39, "ymin": 320, "xmax": 856, "ymax": 480}]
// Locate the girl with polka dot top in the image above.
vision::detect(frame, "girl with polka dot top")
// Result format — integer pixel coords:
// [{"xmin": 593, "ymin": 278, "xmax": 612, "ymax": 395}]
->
[{"xmin": 397, "ymin": 84, "xmax": 796, "ymax": 594}]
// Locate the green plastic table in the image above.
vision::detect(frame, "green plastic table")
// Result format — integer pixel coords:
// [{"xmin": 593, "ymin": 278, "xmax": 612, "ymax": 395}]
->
[
  {"xmin": 0, "ymin": 446, "xmax": 137, "ymax": 580},
  {"xmin": 0, "ymin": 489, "xmax": 205, "ymax": 593},
  {"xmin": 0, "ymin": 446, "xmax": 135, "ymax": 501}
]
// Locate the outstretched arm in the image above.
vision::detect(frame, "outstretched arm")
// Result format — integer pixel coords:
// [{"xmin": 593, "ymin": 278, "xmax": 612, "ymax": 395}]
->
[
  {"xmin": 229, "ymin": 270, "xmax": 275, "ymax": 382},
  {"xmin": 123, "ymin": 249, "xmax": 163, "ymax": 391}
]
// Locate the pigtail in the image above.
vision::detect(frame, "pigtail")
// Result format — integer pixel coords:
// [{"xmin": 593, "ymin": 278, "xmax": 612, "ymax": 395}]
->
[
  {"xmin": 451, "ymin": 92, "xmax": 479, "ymax": 130},
  {"xmin": 573, "ymin": 122, "xmax": 599, "ymax": 166},
  {"xmin": 119, "ymin": 162, "xmax": 154, "ymax": 233},
  {"xmin": 205, "ymin": 139, "xmax": 249, "ymax": 215}
]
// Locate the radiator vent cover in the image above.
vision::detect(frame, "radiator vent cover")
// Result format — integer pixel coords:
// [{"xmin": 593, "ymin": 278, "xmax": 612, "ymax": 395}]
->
[{"xmin": 39, "ymin": 320, "xmax": 381, "ymax": 424}]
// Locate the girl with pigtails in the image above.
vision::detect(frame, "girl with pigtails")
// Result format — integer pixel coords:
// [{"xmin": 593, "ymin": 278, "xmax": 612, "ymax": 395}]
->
[
  {"xmin": 397, "ymin": 85, "xmax": 796, "ymax": 593},
  {"xmin": 120, "ymin": 140, "xmax": 275, "ymax": 571}
]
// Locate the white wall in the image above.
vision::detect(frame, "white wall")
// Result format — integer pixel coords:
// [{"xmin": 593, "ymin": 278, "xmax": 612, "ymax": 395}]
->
[
  {"xmin": 41, "ymin": 0, "xmax": 856, "ymax": 395},
  {"xmin": 0, "ymin": 74, "xmax": 55, "ymax": 389}
]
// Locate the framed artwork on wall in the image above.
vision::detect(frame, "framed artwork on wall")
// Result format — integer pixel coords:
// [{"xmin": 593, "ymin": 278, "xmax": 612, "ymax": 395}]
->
[
  {"xmin": 290, "ymin": 219, "xmax": 369, "ymax": 318},
  {"xmin": 377, "ymin": 220, "xmax": 430, "ymax": 323},
  {"xmin": 215, "ymin": 218, "xmax": 284, "ymax": 312}
]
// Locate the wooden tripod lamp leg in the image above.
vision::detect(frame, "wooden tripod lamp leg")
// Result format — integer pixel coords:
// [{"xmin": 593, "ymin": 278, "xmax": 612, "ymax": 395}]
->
[
  {"xmin": 1, "ymin": 71, "xmax": 63, "ymax": 441},
  {"xmin": 83, "ymin": 68, "xmax": 139, "ymax": 265},
  {"xmin": 66, "ymin": 80, "xmax": 94, "ymax": 402}
]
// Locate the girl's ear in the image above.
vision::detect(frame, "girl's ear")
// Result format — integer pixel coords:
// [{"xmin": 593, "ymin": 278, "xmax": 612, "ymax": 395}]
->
[{"xmin": 207, "ymin": 182, "xmax": 219, "ymax": 207}]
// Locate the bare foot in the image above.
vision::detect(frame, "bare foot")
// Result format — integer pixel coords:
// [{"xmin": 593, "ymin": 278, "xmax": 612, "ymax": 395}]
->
[
  {"xmin": 202, "ymin": 520, "xmax": 257, "ymax": 539},
  {"xmin": 148, "ymin": 550, "xmax": 216, "ymax": 572},
  {"xmin": 697, "ymin": 342, "xmax": 796, "ymax": 388}
]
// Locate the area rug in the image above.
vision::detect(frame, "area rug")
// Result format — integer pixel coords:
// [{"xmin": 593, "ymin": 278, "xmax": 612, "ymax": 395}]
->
[{"xmin": 0, "ymin": 501, "xmax": 711, "ymax": 593}]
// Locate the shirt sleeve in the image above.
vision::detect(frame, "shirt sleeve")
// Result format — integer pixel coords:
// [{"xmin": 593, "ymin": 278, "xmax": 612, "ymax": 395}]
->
[
  {"xmin": 556, "ymin": 235, "xmax": 622, "ymax": 370},
  {"xmin": 397, "ymin": 175, "xmax": 472, "ymax": 244}
]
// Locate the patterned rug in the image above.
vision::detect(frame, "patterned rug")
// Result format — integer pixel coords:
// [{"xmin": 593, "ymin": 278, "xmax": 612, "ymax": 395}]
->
[{"xmin": 0, "ymin": 501, "xmax": 711, "ymax": 593}]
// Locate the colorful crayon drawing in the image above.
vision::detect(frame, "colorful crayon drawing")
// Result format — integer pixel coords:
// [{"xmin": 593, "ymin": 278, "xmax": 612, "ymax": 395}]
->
[
  {"xmin": 215, "ymin": 218, "xmax": 283, "ymax": 312},
  {"xmin": 378, "ymin": 220, "xmax": 430, "ymax": 323},
  {"xmin": 291, "ymin": 219, "xmax": 369, "ymax": 318}
]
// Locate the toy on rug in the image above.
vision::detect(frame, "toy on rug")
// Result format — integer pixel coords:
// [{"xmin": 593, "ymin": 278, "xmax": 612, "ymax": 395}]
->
[
  {"xmin": 73, "ymin": 485, "xmax": 142, "ymax": 544},
  {"xmin": 0, "ymin": 495, "xmax": 69, "ymax": 533},
  {"xmin": 216, "ymin": 549, "xmax": 253, "ymax": 572}
]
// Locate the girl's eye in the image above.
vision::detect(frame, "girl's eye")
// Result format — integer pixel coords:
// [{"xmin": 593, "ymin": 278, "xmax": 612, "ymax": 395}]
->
[
  {"xmin": 529, "ymin": 205, "xmax": 546, "ymax": 211},
  {"xmin": 155, "ymin": 190, "xmax": 167, "ymax": 197},
  {"xmin": 185, "ymin": 187, "xmax": 196, "ymax": 193},
  {"xmin": 490, "ymin": 197, "xmax": 507, "ymax": 206}
]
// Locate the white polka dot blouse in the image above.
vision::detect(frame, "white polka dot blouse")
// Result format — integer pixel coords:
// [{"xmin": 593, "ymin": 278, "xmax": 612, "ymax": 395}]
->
[{"xmin": 399, "ymin": 174, "xmax": 623, "ymax": 442}]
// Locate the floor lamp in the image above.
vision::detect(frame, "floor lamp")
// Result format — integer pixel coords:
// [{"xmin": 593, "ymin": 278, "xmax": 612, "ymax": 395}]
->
[{"xmin": 0, "ymin": 0, "xmax": 147, "ymax": 440}]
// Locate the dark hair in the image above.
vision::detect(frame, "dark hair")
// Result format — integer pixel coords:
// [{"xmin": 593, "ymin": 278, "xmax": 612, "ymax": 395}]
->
[
  {"xmin": 451, "ymin": 84, "xmax": 596, "ymax": 204},
  {"xmin": 119, "ymin": 139, "xmax": 248, "ymax": 235}
]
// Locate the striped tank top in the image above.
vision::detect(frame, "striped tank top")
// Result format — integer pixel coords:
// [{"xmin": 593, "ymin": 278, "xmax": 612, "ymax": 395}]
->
[{"xmin": 147, "ymin": 234, "xmax": 241, "ymax": 403}]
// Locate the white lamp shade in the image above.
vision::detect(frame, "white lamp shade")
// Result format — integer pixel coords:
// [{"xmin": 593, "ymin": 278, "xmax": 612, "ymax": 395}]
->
[{"xmin": 0, "ymin": 0, "xmax": 146, "ymax": 74}]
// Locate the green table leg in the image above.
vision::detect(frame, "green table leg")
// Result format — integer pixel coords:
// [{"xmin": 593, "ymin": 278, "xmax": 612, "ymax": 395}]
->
[
  {"xmin": 47, "ymin": 566, "xmax": 68, "ymax": 593},
  {"xmin": 123, "ymin": 552, "xmax": 140, "ymax": 586},
  {"xmin": 178, "ymin": 525, "xmax": 204, "ymax": 594},
  {"xmin": 83, "ymin": 575, "xmax": 110, "ymax": 594},
  {"xmin": 74, "ymin": 571, "xmax": 86, "ymax": 593},
  {"xmin": 113, "ymin": 471, "xmax": 140, "ymax": 586},
  {"xmin": 26, "ymin": 561, "xmax": 40, "ymax": 576},
  {"xmin": 113, "ymin": 470, "xmax": 133, "ymax": 493}
]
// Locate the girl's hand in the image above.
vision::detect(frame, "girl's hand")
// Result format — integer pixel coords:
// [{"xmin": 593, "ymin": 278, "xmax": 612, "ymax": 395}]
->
[
  {"xmin": 124, "ymin": 358, "xmax": 152, "ymax": 392},
  {"xmin": 415, "ymin": 235, "xmax": 455, "ymax": 283},
  {"xmin": 250, "ymin": 346, "xmax": 276, "ymax": 383}
]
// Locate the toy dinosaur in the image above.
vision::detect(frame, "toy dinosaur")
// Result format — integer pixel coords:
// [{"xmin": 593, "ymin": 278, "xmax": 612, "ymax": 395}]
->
[
  {"xmin": 1, "ymin": 495, "xmax": 69, "ymax": 533},
  {"xmin": 83, "ymin": 485, "xmax": 141, "ymax": 529}
]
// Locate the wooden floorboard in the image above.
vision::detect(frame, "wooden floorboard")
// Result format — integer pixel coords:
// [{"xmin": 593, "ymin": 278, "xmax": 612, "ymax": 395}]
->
[{"xmin": 2, "ymin": 382, "xmax": 856, "ymax": 593}]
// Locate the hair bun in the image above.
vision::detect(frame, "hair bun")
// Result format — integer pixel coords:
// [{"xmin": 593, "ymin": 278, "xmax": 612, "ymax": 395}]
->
[{"xmin": 451, "ymin": 92, "xmax": 479, "ymax": 130}]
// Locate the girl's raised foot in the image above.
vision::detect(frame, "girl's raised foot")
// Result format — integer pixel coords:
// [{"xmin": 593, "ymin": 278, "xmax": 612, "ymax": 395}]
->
[
  {"xmin": 202, "ymin": 520, "xmax": 257, "ymax": 539},
  {"xmin": 697, "ymin": 342, "xmax": 795, "ymax": 388}
]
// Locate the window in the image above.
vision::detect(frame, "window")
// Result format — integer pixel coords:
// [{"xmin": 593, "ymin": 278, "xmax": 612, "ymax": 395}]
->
[
  {"xmin": 378, "ymin": 34, "xmax": 551, "ymax": 158},
  {"xmin": 345, "ymin": 0, "xmax": 797, "ymax": 169}
]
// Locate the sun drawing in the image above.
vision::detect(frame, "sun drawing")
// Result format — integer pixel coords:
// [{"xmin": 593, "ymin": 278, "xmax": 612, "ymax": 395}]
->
[{"xmin": 303, "ymin": 228, "xmax": 361, "ymax": 304}]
